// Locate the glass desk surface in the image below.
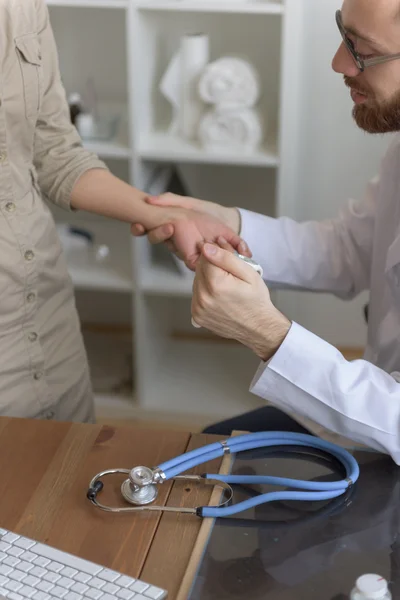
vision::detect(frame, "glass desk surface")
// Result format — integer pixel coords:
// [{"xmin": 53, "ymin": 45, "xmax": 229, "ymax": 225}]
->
[{"xmin": 189, "ymin": 446, "xmax": 400, "ymax": 600}]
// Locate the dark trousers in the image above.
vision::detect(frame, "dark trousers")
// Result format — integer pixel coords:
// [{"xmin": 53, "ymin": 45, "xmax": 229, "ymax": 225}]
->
[{"xmin": 203, "ymin": 406, "xmax": 312, "ymax": 436}]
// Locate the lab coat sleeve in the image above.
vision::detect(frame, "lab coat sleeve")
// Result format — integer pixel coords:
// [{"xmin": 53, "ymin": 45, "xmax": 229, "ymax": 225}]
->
[
  {"xmin": 251, "ymin": 322, "xmax": 400, "ymax": 464},
  {"xmin": 238, "ymin": 177, "xmax": 378, "ymax": 299}
]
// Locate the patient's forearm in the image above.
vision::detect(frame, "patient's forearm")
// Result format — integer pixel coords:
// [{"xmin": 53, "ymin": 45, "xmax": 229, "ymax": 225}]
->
[{"xmin": 71, "ymin": 169, "xmax": 174, "ymax": 228}]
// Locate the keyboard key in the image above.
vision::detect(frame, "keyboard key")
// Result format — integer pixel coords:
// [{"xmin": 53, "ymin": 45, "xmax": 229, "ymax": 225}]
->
[
  {"xmin": 0, "ymin": 542, "xmax": 11, "ymax": 553},
  {"xmin": 130, "ymin": 581, "xmax": 149, "ymax": 593},
  {"xmin": 8, "ymin": 593, "xmax": 24, "ymax": 600},
  {"xmin": 8, "ymin": 547, "xmax": 25, "ymax": 558},
  {"xmin": 46, "ymin": 561, "xmax": 63, "ymax": 573},
  {"xmin": 4, "ymin": 556, "xmax": 21, "ymax": 568},
  {"xmin": 0, "ymin": 552, "xmax": 6, "ymax": 563},
  {"xmin": 32, "ymin": 593, "xmax": 51, "ymax": 600},
  {"xmin": 18, "ymin": 561, "xmax": 34, "ymax": 573},
  {"xmin": 14, "ymin": 539, "xmax": 35, "ymax": 551},
  {"xmin": 5, "ymin": 580, "xmax": 23, "ymax": 592},
  {"xmin": 144, "ymin": 587, "xmax": 166, "ymax": 599},
  {"xmin": 57, "ymin": 577, "xmax": 74, "ymax": 589},
  {"xmin": 30, "ymin": 568, "xmax": 47, "ymax": 579},
  {"xmin": 74, "ymin": 573, "xmax": 91, "ymax": 585},
  {"xmin": 116, "ymin": 589, "xmax": 135, "ymax": 600},
  {"xmin": 36, "ymin": 581, "xmax": 54, "ymax": 593},
  {"xmin": 64, "ymin": 592, "xmax": 83, "ymax": 600},
  {"xmin": 60, "ymin": 568, "xmax": 78, "ymax": 579},
  {"xmin": 102, "ymin": 595, "xmax": 118, "ymax": 600},
  {"xmin": 84, "ymin": 589, "xmax": 103, "ymax": 600},
  {"xmin": 88, "ymin": 578, "xmax": 105, "ymax": 590},
  {"xmin": 32, "ymin": 558, "xmax": 50, "ymax": 569},
  {"xmin": 0, "ymin": 529, "xmax": 8, "ymax": 536},
  {"xmin": 98, "ymin": 569, "xmax": 120, "ymax": 583},
  {"xmin": 42, "ymin": 572, "xmax": 60, "ymax": 584},
  {"xmin": 21, "ymin": 575, "xmax": 40, "ymax": 588},
  {"xmin": 0, "ymin": 564, "xmax": 13, "ymax": 576},
  {"xmin": 115, "ymin": 576, "xmax": 135, "ymax": 588},
  {"xmin": 51, "ymin": 585, "xmax": 69, "ymax": 598},
  {"xmin": 102, "ymin": 583, "xmax": 119, "ymax": 594},
  {"xmin": 2, "ymin": 533, "xmax": 19, "ymax": 544},
  {"xmin": 20, "ymin": 552, "xmax": 37, "ymax": 563},
  {"xmin": 9, "ymin": 570, "xmax": 27, "ymax": 582},
  {"xmin": 18, "ymin": 584, "xmax": 36, "ymax": 597},
  {"xmin": 71, "ymin": 583, "xmax": 89, "ymax": 595}
]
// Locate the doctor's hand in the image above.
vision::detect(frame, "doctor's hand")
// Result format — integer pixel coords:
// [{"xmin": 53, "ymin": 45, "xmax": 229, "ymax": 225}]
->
[{"xmin": 192, "ymin": 243, "xmax": 291, "ymax": 362}]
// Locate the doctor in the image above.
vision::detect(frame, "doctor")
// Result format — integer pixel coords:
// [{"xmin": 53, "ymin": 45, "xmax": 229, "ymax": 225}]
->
[{"xmin": 133, "ymin": 0, "xmax": 400, "ymax": 464}]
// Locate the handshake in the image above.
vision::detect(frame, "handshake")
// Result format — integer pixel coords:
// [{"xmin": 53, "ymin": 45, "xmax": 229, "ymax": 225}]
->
[
  {"xmin": 131, "ymin": 192, "xmax": 251, "ymax": 270},
  {"xmin": 132, "ymin": 193, "xmax": 290, "ymax": 363}
]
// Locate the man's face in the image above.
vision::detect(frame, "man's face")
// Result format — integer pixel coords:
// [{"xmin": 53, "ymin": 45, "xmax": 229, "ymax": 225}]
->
[{"xmin": 332, "ymin": 0, "xmax": 400, "ymax": 133}]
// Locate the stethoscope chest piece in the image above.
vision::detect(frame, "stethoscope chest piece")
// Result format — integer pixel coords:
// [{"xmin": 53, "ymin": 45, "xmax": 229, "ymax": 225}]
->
[{"xmin": 121, "ymin": 466, "xmax": 158, "ymax": 506}]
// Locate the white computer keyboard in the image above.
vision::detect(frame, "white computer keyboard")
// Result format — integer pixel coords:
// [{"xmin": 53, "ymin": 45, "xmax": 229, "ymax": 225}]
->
[{"xmin": 0, "ymin": 528, "xmax": 167, "ymax": 600}]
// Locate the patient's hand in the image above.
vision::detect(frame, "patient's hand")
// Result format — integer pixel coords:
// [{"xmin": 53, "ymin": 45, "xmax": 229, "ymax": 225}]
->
[{"xmin": 131, "ymin": 193, "xmax": 251, "ymax": 269}]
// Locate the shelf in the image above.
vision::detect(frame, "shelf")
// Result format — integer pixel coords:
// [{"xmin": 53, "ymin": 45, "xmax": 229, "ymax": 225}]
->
[
  {"xmin": 81, "ymin": 104, "xmax": 131, "ymax": 160},
  {"xmin": 83, "ymin": 139, "xmax": 131, "ymax": 160},
  {"xmin": 56, "ymin": 222, "xmax": 133, "ymax": 293},
  {"xmin": 146, "ymin": 338, "xmax": 261, "ymax": 417},
  {"xmin": 47, "ymin": 0, "xmax": 128, "ymax": 7},
  {"xmin": 135, "ymin": 1, "xmax": 284, "ymax": 15},
  {"xmin": 68, "ymin": 263, "xmax": 132, "ymax": 292},
  {"xmin": 141, "ymin": 261, "xmax": 194, "ymax": 296},
  {"xmin": 138, "ymin": 132, "xmax": 279, "ymax": 167}
]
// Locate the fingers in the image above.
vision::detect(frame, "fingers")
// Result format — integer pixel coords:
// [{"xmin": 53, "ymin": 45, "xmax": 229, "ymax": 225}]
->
[
  {"xmin": 130, "ymin": 224, "xmax": 146, "ymax": 236},
  {"xmin": 227, "ymin": 235, "xmax": 252, "ymax": 258},
  {"xmin": 202, "ymin": 243, "xmax": 257, "ymax": 283},
  {"xmin": 147, "ymin": 224, "xmax": 175, "ymax": 245},
  {"xmin": 191, "ymin": 274, "xmax": 202, "ymax": 328},
  {"xmin": 238, "ymin": 239, "xmax": 252, "ymax": 258},
  {"xmin": 216, "ymin": 236, "xmax": 236, "ymax": 253}
]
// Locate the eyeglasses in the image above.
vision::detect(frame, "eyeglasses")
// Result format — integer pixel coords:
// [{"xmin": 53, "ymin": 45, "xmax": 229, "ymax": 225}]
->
[{"xmin": 336, "ymin": 9, "xmax": 400, "ymax": 72}]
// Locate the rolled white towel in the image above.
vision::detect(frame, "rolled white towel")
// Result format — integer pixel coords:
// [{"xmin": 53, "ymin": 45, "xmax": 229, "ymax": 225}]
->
[
  {"xmin": 198, "ymin": 107, "xmax": 264, "ymax": 153},
  {"xmin": 198, "ymin": 57, "xmax": 260, "ymax": 109}
]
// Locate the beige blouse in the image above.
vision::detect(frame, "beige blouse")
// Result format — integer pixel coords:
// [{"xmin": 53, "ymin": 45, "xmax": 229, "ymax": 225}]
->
[{"xmin": 0, "ymin": 0, "xmax": 107, "ymax": 421}]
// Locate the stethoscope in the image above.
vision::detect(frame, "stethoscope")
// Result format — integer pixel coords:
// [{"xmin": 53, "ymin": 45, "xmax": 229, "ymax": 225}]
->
[{"xmin": 86, "ymin": 431, "xmax": 360, "ymax": 518}]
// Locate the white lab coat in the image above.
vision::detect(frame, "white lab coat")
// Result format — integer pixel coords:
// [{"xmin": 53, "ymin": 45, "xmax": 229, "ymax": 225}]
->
[{"xmin": 239, "ymin": 133, "xmax": 400, "ymax": 464}]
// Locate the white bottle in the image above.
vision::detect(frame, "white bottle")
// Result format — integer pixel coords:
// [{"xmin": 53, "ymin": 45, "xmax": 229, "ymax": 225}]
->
[{"xmin": 350, "ymin": 574, "xmax": 392, "ymax": 600}]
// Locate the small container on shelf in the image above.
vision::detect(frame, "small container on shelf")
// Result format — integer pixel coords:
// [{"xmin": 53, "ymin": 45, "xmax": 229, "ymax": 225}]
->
[
  {"xmin": 76, "ymin": 112, "xmax": 120, "ymax": 142},
  {"xmin": 67, "ymin": 92, "xmax": 84, "ymax": 126}
]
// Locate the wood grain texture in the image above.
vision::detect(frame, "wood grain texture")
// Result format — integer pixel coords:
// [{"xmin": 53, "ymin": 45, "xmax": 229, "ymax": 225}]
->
[
  {"xmin": 140, "ymin": 433, "xmax": 223, "ymax": 597},
  {"xmin": 0, "ymin": 417, "xmax": 224, "ymax": 599},
  {"xmin": 0, "ymin": 418, "xmax": 188, "ymax": 575}
]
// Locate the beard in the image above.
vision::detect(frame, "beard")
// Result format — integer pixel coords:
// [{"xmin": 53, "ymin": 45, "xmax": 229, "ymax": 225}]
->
[{"xmin": 344, "ymin": 76, "xmax": 400, "ymax": 133}]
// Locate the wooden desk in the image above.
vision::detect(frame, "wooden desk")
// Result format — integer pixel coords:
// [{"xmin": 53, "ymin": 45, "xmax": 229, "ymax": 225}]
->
[{"xmin": 0, "ymin": 417, "xmax": 223, "ymax": 599}]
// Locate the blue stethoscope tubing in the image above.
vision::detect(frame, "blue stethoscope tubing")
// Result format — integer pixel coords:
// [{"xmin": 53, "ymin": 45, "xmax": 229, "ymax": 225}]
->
[{"xmin": 156, "ymin": 432, "xmax": 360, "ymax": 518}]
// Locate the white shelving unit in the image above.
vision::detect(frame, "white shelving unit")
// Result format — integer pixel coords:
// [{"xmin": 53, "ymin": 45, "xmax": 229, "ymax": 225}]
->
[{"xmin": 47, "ymin": 0, "xmax": 305, "ymax": 421}]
